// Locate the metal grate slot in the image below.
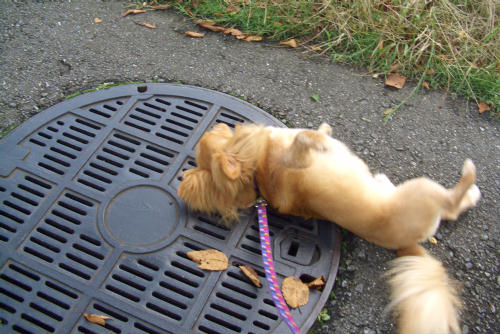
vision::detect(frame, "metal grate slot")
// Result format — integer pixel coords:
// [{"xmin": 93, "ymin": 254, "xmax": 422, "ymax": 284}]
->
[
  {"xmin": 56, "ymin": 139, "xmax": 82, "ymax": 152},
  {"xmin": 164, "ymin": 270, "xmax": 199, "ymax": 288},
  {"xmin": 20, "ymin": 312, "xmax": 55, "ymax": 332},
  {"xmin": 38, "ymin": 162, "xmax": 64, "ymax": 175},
  {"xmin": 210, "ymin": 303, "xmax": 246, "ymax": 321},
  {"xmin": 258, "ymin": 309, "xmax": 279, "ymax": 321},
  {"xmin": 66, "ymin": 253, "xmax": 98, "ymax": 270},
  {"xmin": 166, "ymin": 118, "xmax": 193, "ymax": 130},
  {"xmin": 134, "ymin": 322, "xmax": 165, "ymax": 334},
  {"xmin": 79, "ymin": 234, "xmax": 101, "ymax": 246},
  {"xmin": 45, "ymin": 280, "xmax": 78, "ymax": 299},
  {"xmin": 154, "ymin": 98, "xmax": 171, "ymax": 106},
  {"xmin": 146, "ymin": 302, "xmax": 181, "ymax": 321},
  {"xmin": 111, "ymin": 274, "xmax": 146, "ymax": 291},
  {"xmin": 184, "ymin": 100, "xmax": 208, "ymax": 110},
  {"xmin": 69, "ymin": 126, "xmax": 96, "ymax": 138},
  {"xmin": 159, "ymin": 280, "xmax": 194, "ymax": 299},
  {"xmin": 75, "ymin": 118, "xmax": 102, "ymax": 130},
  {"xmin": 138, "ymin": 259, "xmax": 159, "ymax": 271},
  {"xmin": 37, "ymin": 292, "xmax": 70, "ymax": 310},
  {"xmin": 43, "ymin": 219, "xmax": 74, "ymax": 237},
  {"xmin": 204, "ymin": 314, "xmax": 242, "ymax": 333},
  {"xmin": 105, "ymin": 284, "xmax": 140, "ymax": 302},
  {"xmin": 23, "ymin": 247, "xmax": 54, "ymax": 263},
  {"xmin": 36, "ymin": 227, "xmax": 67, "ymax": 244},
  {"xmin": 72, "ymin": 243, "xmax": 105, "ymax": 260},
  {"xmin": 144, "ymin": 102, "xmax": 167, "ymax": 112},
  {"xmin": 170, "ymin": 112, "xmax": 197, "ymax": 124},
  {"xmin": 93, "ymin": 303, "xmax": 128, "ymax": 322},
  {"xmin": 152, "ymin": 291, "xmax": 187, "ymax": 310},
  {"xmin": 119, "ymin": 264, "xmax": 153, "ymax": 281},
  {"xmin": 1, "ymin": 273, "xmax": 32, "ymax": 291},
  {"xmin": 59, "ymin": 263, "xmax": 91, "ymax": 280},
  {"xmin": 215, "ymin": 292, "xmax": 251, "ymax": 309},
  {"xmin": 0, "ymin": 208, "xmax": 24, "ymax": 224},
  {"xmin": 29, "ymin": 302, "xmax": 63, "ymax": 321},
  {"xmin": 135, "ymin": 107, "xmax": 162, "ymax": 119},
  {"xmin": 175, "ymin": 105, "xmax": 203, "ymax": 117},
  {"xmin": 1, "ymin": 286, "xmax": 24, "ymax": 302}
]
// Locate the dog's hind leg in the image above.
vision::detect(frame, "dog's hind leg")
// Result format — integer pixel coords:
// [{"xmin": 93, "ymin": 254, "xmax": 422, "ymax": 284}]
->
[{"xmin": 441, "ymin": 159, "xmax": 480, "ymax": 221}]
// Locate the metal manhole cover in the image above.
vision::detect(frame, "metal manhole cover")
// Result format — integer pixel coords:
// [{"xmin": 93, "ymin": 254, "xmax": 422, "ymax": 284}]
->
[{"xmin": 0, "ymin": 84, "xmax": 341, "ymax": 334}]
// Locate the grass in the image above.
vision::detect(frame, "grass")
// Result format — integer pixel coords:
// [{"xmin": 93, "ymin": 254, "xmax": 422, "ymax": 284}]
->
[
  {"xmin": 64, "ymin": 81, "xmax": 144, "ymax": 100},
  {"xmin": 133, "ymin": 0, "xmax": 499, "ymax": 113}
]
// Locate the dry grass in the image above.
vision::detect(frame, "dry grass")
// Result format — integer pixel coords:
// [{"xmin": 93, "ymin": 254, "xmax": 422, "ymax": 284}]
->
[{"xmin": 143, "ymin": 0, "xmax": 499, "ymax": 112}]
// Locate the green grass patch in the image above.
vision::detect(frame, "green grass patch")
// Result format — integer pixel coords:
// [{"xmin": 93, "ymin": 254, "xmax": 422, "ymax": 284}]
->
[{"xmin": 133, "ymin": 0, "xmax": 499, "ymax": 113}]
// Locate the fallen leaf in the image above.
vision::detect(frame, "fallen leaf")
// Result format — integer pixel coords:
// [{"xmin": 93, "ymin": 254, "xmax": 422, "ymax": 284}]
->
[
  {"xmin": 93, "ymin": 18, "xmax": 102, "ymax": 24},
  {"xmin": 83, "ymin": 313, "xmax": 111, "ymax": 326},
  {"xmin": 136, "ymin": 22, "xmax": 156, "ymax": 29},
  {"xmin": 151, "ymin": 4, "xmax": 171, "ymax": 10},
  {"xmin": 307, "ymin": 275, "xmax": 326, "ymax": 291},
  {"xmin": 377, "ymin": 39, "xmax": 384, "ymax": 50},
  {"xmin": 226, "ymin": 5, "xmax": 240, "ymax": 15},
  {"xmin": 244, "ymin": 35, "xmax": 263, "ymax": 42},
  {"xmin": 279, "ymin": 39, "xmax": 298, "ymax": 48},
  {"xmin": 122, "ymin": 9, "xmax": 146, "ymax": 17},
  {"xmin": 239, "ymin": 265, "xmax": 262, "ymax": 288},
  {"xmin": 477, "ymin": 102, "xmax": 490, "ymax": 114},
  {"xmin": 282, "ymin": 276, "xmax": 309, "ymax": 308},
  {"xmin": 185, "ymin": 31, "xmax": 205, "ymax": 38},
  {"xmin": 198, "ymin": 21, "xmax": 226, "ymax": 32},
  {"xmin": 215, "ymin": 12, "xmax": 223, "ymax": 18},
  {"xmin": 428, "ymin": 237, "xmax": 437, "ymax": 245},
  {"xmin": 194, "ymin": 19, "xmax": 215, "ymax": 26},
  {"xmin": 372, "ymin": 73, "xmax": 381, "ymax": 79},
  {"xmin": 310, "ymin": 45, "xmax": 322, "ymax": 51},
  {"xmin": 311, "ymin": 93, "xmax": 320, "ymax": 102},
  {"xmin": 186, "ymin": 249, "xmax": 228, "ymax": 270},
  {"xmin": 423, "ymin": 81, "xmax": 430, "ymax": 90},
  {"xmin": 224, "ymin": 28, "xmax": 243, "ymax": 36},
  {"xmin": 384, "ymin": 108, "xmax": 393, "ymax": 115},
  {"xmin": 385, "ymin": 73, "xmax": 406, "ymax": 89}
]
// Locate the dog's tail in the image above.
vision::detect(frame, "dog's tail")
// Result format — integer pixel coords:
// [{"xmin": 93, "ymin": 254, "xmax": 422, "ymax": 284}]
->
[{"xmin": 386, "ymin": 254, "xmax": 461, "ymax": 334}]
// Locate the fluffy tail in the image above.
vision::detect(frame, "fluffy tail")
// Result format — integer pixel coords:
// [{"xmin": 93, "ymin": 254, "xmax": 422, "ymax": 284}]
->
[{"xmin": 386, "ymin": 255, "xmax": 462, "ymax": 334}]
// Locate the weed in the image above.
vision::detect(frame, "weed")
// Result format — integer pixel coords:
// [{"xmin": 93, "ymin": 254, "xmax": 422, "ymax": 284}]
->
[
  {"xmin": 65, "ymin": 81, "xmax": 144, "ymax": 100},
  {"xmin": 317, "ymin": 307, "xmax": 330, "ymax": 323}
]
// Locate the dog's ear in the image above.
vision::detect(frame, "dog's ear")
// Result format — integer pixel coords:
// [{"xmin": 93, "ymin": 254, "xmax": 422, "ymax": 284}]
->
[
  {"xmin": 213, "ymin": 152, "xmax": 241, "ymax": 180},
  {"xmin": 177, "ymin": 169, "xmax": 215, "ymax": 213}
]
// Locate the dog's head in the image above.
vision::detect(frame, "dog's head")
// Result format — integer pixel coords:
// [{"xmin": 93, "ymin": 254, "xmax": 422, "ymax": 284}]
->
[{"xmin": 178, "ymin": 123, "xmax": 261, "ymax": 224}]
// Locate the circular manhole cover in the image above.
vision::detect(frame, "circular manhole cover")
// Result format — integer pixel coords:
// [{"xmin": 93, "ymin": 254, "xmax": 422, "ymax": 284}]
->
[{"xmin": 0, "ymin": 84, "xmax": 340, "ymax": 334}]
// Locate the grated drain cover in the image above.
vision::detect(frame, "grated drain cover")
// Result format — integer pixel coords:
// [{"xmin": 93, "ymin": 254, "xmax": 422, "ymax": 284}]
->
[{"xmin": 0, "ymin": 84, "xmax": 340, "ymax": 334}]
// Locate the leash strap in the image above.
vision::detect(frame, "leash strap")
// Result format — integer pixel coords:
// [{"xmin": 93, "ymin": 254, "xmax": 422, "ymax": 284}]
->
[{"xmin": 256, "ymin": 201, "xmax": 301, "ymax": 334}]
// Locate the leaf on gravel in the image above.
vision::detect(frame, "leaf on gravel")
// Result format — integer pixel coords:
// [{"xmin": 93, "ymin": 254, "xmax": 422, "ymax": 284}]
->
[
  {"xmin": 385, "ymin": 73, "xmax": 406, "ymax": 89},
  {"xmin": 307, "ymin": 275, "xmax": 326, "ymax": 291},
  {"xmin": 224, "ymin": 28, "xmax": 243, "ymax": 36},
  {"xmin": 151, "ymin": 4, "xmax": 171, "ymax": 10},
  {"xmin": 187, "ymin": 249, "xmax": 228, "ymax": 270},
  {"xmin": 243, "ymin": 35, "xmax": 263, "ymax": 42},
  {"xmin": 384, "ymin": 108, "xmax": 393, "ymax": 115},
  {"xmin": 282, "ymin": 276, "xmax": 309, "ymax": 308},
  {"xmin": 423, "ymin": 81, "xmax": 430, "ymax": 90},
  {"xmin": 185, "ymin": 31, "xmax": 205, "ymax": 38},
  {"xmin": 93, "ymin": 18, "xmax": 102, "ymax": 24},
  {"xmin": 239, "ymin": 265, "xmax": 262, "ymax": 288},
  {"xmin": 280, "ymin": 39, "xmax": 297, "ymax": 48},
  {"xmin": 477, "ymin": 102, "xmax": 490, "ymax": 114},
  {"xmin": 429, "ymin": 237, "xmax": 437, "ymax": 245},
  {"xmin": 122, "ymin": 9, "xmax": 146, "ymax": 17},
  {"xmin": 136, "ymin": 22, "xmax": 156, "ymax": 29},
  {"xmin": 83, "ymin": 313, "xmax": 111, "ymax": 326},
  {"xmin": 197, "ymin": 20, "xmax": 226, "ymax": 32},
  {"xmin": 310, "ymin": 45, "xmax": 322, "ymax": 51}
]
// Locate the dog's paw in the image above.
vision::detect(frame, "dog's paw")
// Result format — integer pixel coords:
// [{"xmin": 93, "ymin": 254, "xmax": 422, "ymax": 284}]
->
[
  {"xmin": 318, "ymin": 123, "xmax": 332, "ymax": 136},
  {"xmin": 465, "ymin": 184, "xmax": 481, "ymax": 207}
]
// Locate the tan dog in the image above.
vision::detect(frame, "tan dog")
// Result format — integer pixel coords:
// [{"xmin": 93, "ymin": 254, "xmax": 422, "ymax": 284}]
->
[{"xmin": 178, "ymin": 123, "xmax": 481, "ymax": 334}]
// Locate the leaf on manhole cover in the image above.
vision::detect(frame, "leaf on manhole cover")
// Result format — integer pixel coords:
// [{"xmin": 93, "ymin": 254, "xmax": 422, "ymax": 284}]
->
[
  {"xmin": 239, "ymin": 265, "xmax": 262, "ymax": 288},
  {"xmin": 187, "ymin": 249, "xmax": 228, "ymax": 270},
  {"xmin": 385, "ymin": 73, "xmax": 406, "ymax": 89},
  {"xmin": 282, "ymin": 276, "xmax": 309, "ymax": 308},
  {"xmin": 307, "ymin": 275, "xmax": 326, "ymax": 291},
  {"xmin": 185, "ymin": 31, "xmax": 205, "ymax": 38},
  {"xmin": 279, "ymin": 39, "xmax": 298, "ymax": 48},
  {"xmin": 477, "ymin": 102, "xmax": 490, "ymax": 114},
  {"xmin": 83, "ymin": 313, "xmax": 111, "ymax": 326},
  {"xmin": 122, "ymin": 9, "xmax": 146, "ymax": 17}
]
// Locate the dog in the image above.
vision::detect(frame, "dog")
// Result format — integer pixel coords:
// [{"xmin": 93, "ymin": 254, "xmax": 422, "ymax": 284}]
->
[{"xmin": 178, "ymin": 122, "xmax": 481, "ymax": 334}]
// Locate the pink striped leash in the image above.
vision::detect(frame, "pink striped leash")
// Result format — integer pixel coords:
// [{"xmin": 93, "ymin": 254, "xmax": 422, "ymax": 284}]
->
[{"xmin": 256, "ymin": 199, "xmax": 300, "ymax": 334}]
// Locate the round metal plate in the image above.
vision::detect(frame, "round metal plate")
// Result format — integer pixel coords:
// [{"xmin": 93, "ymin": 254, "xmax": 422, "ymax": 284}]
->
[{"xmin": 0, "ymin": 84, "xmax": 341, "ymax": 334}]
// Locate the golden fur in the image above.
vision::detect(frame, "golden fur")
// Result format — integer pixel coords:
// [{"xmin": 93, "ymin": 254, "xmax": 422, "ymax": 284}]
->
[{"xmin": 178, "ymin": 123, "xmax": 481, "ymax": 334}]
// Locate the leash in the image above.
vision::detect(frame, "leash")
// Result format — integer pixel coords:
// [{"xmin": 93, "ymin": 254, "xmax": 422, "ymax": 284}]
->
[{"xmin": 256, "ymin": 199, "xmax": 301, "ymax": 334}]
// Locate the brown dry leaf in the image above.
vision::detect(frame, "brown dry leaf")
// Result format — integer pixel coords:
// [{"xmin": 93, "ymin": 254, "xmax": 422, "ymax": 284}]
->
[
  {"xmin": 239, "ymin": 265, "xmax": 262, "ymax": 288},
  {"xmin": 185, "ymin": 31, "xmax": 205, "ymax": 38},
  {"xmin": 377, "ymin": 39, "xmax": 384, "ymax": 50},
  {"xmin": 137, "ymin": 22, "xmax": 156, "ymax": 29},
  {"xmin": 384, "ymin": 108, "xmax": 393, "ymax": 115},
  {"xmin": 151, "ymin": 4, "xmax": 171, "ymax": 10},
  {"xmin": 215, "ymin": 12, "xmax": 223, "ymax": 18},
  {"xmin": 83, "ymin": 313, "xmax": 111, "ymax": 326},
  {"xmin": 310, "ymin": 45, "xmax": 322, "ymax": 51},
  {"xmin": 389, "ymin": 62, "xmax": 402, "ymax": 72},
  {"xmin": 194, "ymin": 19, "xmax": 215, "ymax": 26},
  {"xmin": 224, "ymin": 28, "xmax": 243, "ymax": 36},
  {"xmin": 244, "ymin": 35, "xmax": 263, "ymax": 42},
  {"xmin": 423, "ymin": 81, "xmax": 430, "ymax": 90},
  {"xmin": 282, "ymin": 276, "xmax": 309, "ymax": 308},
  {"xmin": 385, "ymin": 73, "xmax": 406, "ymax": 89},
  {"xmin": 477, "ymin": 102, "xmax": 490, "ymax": 114},
  {"xmin": 187, "ymin": 249, "xmax": 228, "ymax": 270},
  {"xmin": 429, "ymin": 237, "xmax": 438, "ymax": 245},
  {"xmin": 93, "ymin": 18, "xmax": 102, "ymax": 24},
  {"xmin": 198, "ymin": 22, "xmax": 226, "ymax": 32},
  {"xmin": 279, "ymin": 39, "xmax": 298, "ymax": 48},
  {"xmin": 226, "ymin": 5, "xmax": 240, "ymax": 15},
  {"xmin": 122, "ymin": 9, "xmax": 146, "ymax": 17},
  {"xmin": 307, "ymin": 275, "xmax": 326, "ymax": 291}
]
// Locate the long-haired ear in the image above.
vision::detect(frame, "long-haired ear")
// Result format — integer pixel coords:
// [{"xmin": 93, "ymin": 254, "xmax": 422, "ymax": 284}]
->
[
  {"xmin": 177, "ymin": 169, "xmax": 215, "ymax": 213},
  {"xmin": 212, "ymin": 152, "xmax": 241, "ymax": 180}
]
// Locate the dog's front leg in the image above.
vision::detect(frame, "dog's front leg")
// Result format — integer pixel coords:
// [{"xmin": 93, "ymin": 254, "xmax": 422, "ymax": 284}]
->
[{"xmin": 284, "ymin": 127, "xmax": 331, "ymax": 168}]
